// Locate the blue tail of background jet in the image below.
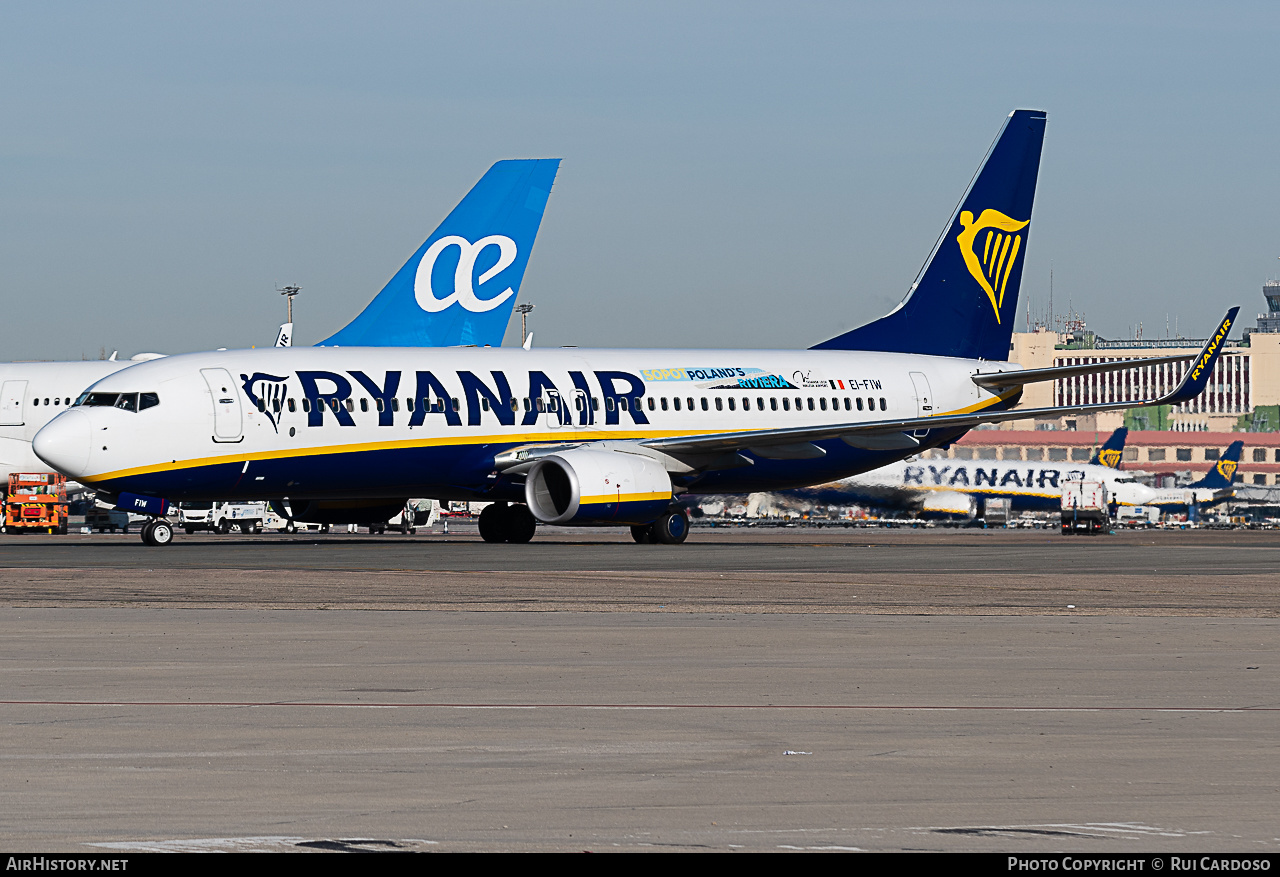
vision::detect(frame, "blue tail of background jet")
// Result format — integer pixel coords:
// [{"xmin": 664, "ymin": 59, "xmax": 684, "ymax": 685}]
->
[
  {"xmin": 320, "ymin": 158, "xmax": 561, "ymax": 348},
  {"xmin": 1090, "ymin": 427, "xmax": 1128, "ymax": 468},
  {"xmin": 1189, "ymin": 440, "xmax": 1243, "ymax": 489},
  {"xmin": 812, "ymin": 110, "xmax": 1046, "ymax": 361}
]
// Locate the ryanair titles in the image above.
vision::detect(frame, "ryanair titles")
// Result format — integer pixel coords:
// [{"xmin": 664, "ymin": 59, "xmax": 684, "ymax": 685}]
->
[
  {"xmin": 244, "ymin": 368, "xmax": 654, "ymax": 430},
  {"xmin": 904, "ymin": 464, "xmax": 1082, "ymax": 491}
]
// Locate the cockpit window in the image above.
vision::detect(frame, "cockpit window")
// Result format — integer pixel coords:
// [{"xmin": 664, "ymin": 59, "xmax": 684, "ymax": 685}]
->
[{"xmin": 77, "ymin": 391, "xmax": 159, "ymax": 412}]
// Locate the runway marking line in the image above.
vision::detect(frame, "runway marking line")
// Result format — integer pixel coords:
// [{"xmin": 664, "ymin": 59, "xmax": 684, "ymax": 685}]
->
[{"xmin": 2, "ymin": 700, "xmax": 1277, "ymax": 712}]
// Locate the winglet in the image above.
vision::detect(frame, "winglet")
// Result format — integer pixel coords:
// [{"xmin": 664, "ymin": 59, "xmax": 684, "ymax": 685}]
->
[{"xmin": 1163, "ymin": 307, "xmax": 1239, "ymax": 405}]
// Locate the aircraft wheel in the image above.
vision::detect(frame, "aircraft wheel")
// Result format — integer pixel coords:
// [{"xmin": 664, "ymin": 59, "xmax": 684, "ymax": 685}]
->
[
  {"xmin": 148, "ymin": 519, "xmax": 174, "ymax": 545},
  {"xmin": 140, "ymin": 521, "xmax": 154, "ymax": 544},
  {"xmin": 478, "ymin": 503, "xmax": 509, "ymax": 543},
  {"xmin": 651, "ymin": 509, "xmax": 690, "ymax": 545},
  {"xmin": 506, "ymin": 505, "xmax": 537, "ymax": 544},
  {"xmin": 630, "ymin": 524, "xmax": 653, "ymax": 544}
]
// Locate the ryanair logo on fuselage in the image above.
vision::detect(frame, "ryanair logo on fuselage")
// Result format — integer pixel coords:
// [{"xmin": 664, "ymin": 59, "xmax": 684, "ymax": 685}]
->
[{"xmin": 957, "ymin": 209, "xmax": 1030, "ymax": 324}]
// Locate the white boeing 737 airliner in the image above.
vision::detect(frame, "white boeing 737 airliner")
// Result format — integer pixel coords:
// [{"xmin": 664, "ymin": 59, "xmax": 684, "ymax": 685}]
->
[{"xmin": 31, "ymin": 111, "xmax": 1238, "ymax": 545}]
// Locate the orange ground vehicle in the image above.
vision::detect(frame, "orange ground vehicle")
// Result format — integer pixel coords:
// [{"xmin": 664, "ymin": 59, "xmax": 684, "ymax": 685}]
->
[{"xmin": 4, "ymin": 473, "xmax": 69, "ymax": 534}]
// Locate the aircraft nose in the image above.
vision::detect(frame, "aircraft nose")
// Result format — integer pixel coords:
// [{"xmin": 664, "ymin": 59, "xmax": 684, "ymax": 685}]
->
[{"xmin": 33, "ymin": 409, "xmax": 93, "ymax": 477}]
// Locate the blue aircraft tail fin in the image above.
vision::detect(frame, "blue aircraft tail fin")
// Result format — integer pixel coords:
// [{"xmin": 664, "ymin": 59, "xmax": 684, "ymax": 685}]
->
[
  {"xmin": 320, "ymin": 158, "xmax": 561, "ymax": 347},
  {"xmin": 812, "ymin": 110, "xmax": 1046, "ymax": 360},
  {"xmin": 1091, "ymin": 427, "xmax": 1128, "ymax": 468},
  {"xmin": 1189, "ymin": 440, "xmax": 1243, "ymax": 489}
]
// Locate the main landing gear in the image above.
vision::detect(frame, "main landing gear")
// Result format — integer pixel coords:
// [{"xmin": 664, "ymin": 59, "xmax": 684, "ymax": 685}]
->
[
  {"xmin": 630, "ymin": 508, "xmax": 690, "ymax": 545},
  {"xmin": 140, "ymin": 518, "xmax": 174, "ymax": 546},
  {"xmin": 478, "ymin": 502, "xmax": 537, "ymax": 544}
]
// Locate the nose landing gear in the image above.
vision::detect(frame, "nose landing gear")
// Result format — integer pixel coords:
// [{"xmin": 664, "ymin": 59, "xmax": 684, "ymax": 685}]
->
[{"xmin": 140, "ymin": 518, "xmax": 174, "ymax": 546}]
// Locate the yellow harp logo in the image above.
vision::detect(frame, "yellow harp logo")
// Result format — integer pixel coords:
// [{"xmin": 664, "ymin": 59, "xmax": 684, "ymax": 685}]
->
[
  {"xmin": 1098, "ymin": 449, "xmax": 1122, "ymax": 469},
  {"xmin": 1216, "ymin": 459, "xmax": 1237, "ymax": 481},
  {"xmin": 957, "ymin": 209, "xmax": 1030, "ymax": 324}
]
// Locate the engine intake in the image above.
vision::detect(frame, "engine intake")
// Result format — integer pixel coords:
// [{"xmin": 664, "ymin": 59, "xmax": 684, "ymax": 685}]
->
[{"xmin": 525, "ymin": 448, "xmax": 672, "ymax": 525}]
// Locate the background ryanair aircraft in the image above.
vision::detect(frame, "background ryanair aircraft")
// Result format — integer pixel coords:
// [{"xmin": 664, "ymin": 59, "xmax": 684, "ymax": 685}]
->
[
  {"xmin": 1144, "ymin": 439, "xmax": 1244, "ymax": 514},
  {"xmin": 31, "ymin": 110, "xmax": 1238, "ymax": 545},
  {"xmin": 0, "ymin": 159, "xmax": 557, "ymax": 487},
  {"xmin": 785, "ymin": 427, "xmax": 1143, "ymax": 517}
]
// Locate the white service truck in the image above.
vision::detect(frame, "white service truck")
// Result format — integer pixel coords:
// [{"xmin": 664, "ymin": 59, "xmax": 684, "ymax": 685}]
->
[
  {"xmin": 178, "ymin": 501, "xmax": 269, "ymax": 534},
  {"xmin": 1060, "ymin": 479, "xmax": 1110, "ymax": 535}
]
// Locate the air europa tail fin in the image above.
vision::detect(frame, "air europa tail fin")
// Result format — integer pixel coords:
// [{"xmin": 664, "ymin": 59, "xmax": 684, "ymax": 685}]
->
[
  {"xmin": 812, "ymin": 110, "xmax": 1046, "ymax": 360},
  {"xmin": 320, "ymin": 158, "xmax": 561, "ymax": 348},
  {"xmin": 1189, "ymin": 440, "xmax": 1243, "ymax": 489},
  {"xmin": 1091, "ymin": 427, "xmax": 1128, "ymax": 468}
]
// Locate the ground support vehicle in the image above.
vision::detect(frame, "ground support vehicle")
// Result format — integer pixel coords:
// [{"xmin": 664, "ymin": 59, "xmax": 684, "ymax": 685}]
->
[
  {"xmin": 1116, "ymin": 505, "xmax": 1160, "ymax": 528},
  {"xmin": 179, "ymin": 501, "xmax": 269, "ymax": 534},
  {"xmin": 1061, "ymin": 479, "xmax": 1110, "ymax": 535},
  {"xmin": 4, "ymin": 473, "xmax": 69, "ymax": 534}
]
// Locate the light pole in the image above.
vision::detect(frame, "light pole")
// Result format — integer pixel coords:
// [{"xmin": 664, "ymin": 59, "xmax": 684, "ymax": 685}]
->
[
  {"xmin": 515, "ymin": 302, "xmax": 534, "ymax": 344},
  {"xmin": 277, "ymin": 285, "xmax": 301, "ymax": 323}
]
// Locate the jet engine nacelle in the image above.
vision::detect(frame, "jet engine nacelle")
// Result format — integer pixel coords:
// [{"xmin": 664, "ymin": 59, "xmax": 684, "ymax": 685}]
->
[{"xmin": 525, "ymin": 448, "xmax": 673, "ymax": 525}]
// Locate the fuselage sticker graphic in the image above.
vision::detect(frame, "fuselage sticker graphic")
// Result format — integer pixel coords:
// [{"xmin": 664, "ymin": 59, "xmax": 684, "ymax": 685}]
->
[{"xmin": 641, "ymin": 367, "xmax": 799, "ymax": 390}]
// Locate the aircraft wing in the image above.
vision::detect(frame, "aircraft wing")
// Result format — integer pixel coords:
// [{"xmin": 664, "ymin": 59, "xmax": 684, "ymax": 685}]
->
[
  {"xmin": 642, "ymin": 308, "xmax": 1238, "ymax": 459},
  {"xmin": 971, "ymin": 353, "xmax": 1197, "ymax": 389}
]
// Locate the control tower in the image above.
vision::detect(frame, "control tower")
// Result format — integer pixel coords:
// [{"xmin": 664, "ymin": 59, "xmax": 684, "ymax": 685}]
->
[{"xmin": 1257, "ymin": 281, "xmax": 1280, "ymax": 334}]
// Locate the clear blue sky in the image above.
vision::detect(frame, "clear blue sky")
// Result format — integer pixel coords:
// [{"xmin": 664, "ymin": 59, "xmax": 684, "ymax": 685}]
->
[{"xmin": 2, "ymin": 1, "xmax": 1277, "ymax": 359}]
